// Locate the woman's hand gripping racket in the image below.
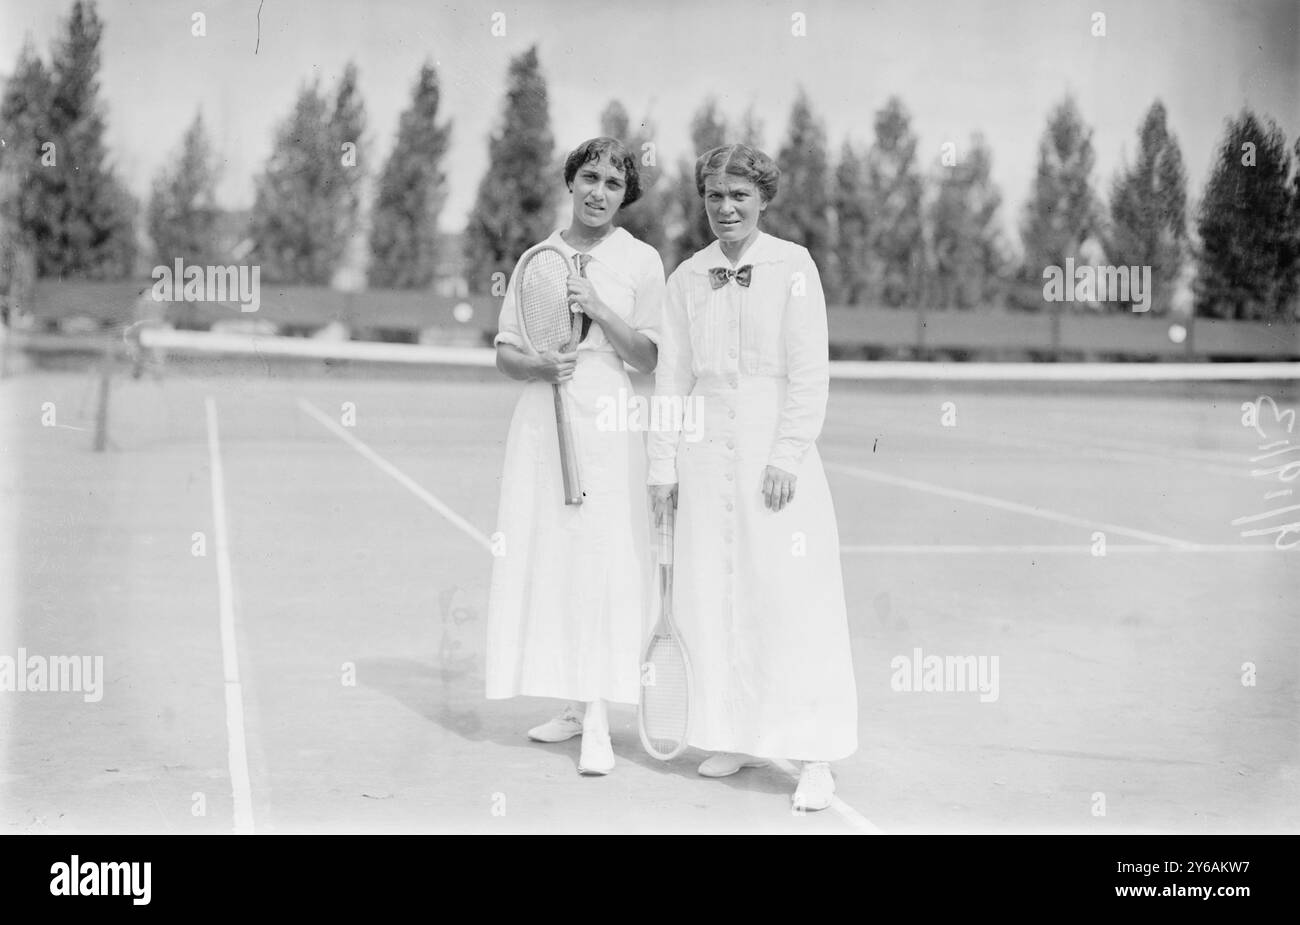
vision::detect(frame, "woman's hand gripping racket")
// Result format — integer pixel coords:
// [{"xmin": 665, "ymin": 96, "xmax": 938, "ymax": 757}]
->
[
  {"xmin": 638, "ymin": 503, "xmax": 693, "ymax": 759},
  {"xmin": 515, "ymin": 244, "xmax": 584, "ymax": 505}
]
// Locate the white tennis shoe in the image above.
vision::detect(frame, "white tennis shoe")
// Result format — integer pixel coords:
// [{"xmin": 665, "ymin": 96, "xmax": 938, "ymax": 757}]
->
[
  {"xmin": 697, "ymin": 752, "xmax": 769, "ymax": 778},
  {"xmin": 577, "ymin": 730, "xmax": 615, "ymax": 776},
  {"xmin": 526, "ymin": 704, "xmax": 584, "ymax": 743},
  {"xmin": 792, "ymin": 761, "xmax": 835, "ymax": 812},
  {"xmin": 577, "ymin": 703, "xmax": 614, "ymax": 775}
]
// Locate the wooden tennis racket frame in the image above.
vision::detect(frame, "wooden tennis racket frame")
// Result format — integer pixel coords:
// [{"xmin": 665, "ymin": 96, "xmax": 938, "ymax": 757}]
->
[{"xmin": 515, "ymin": 244, "xmax": 585, "ymax": 506}]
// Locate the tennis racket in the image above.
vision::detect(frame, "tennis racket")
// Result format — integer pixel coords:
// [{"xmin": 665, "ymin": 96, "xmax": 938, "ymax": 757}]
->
[
  {"xmin": 638, "ymin": 503, "xmax": 693, "ymax": 759},
  {"xmin": 515, "ymin": 243, "xmax": 583, "ymax": 506}
]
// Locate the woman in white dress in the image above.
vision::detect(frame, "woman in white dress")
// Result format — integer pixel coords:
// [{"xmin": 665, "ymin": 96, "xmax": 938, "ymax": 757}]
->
[
  {"xmin": 647, "ymin": 144, "xmax": 858, "ymax": 811},
  {"xmin": 486, "ymin": 137, "xmax": 665, "ymax": 775}
]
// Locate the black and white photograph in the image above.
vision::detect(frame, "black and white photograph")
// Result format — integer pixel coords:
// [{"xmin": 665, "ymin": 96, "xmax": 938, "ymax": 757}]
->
[{"xmin": 0, "ymin": 0, "xmax": 1297, "ymax": 851}]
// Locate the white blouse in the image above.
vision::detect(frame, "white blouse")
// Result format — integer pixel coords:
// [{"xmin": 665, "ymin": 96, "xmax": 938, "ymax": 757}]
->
[
  {"xmin": 494, "ymin": 227, "xmax": 665, "ymax": 354},
  {"xmin": 646, "ymin": 231, "xmax": 831, "ymax": 483}
]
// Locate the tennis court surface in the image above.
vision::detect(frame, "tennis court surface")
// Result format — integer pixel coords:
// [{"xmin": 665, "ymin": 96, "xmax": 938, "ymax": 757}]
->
[{"xmin": 2, "ymin": 351, "xmax": 1297, "ymax": 834}]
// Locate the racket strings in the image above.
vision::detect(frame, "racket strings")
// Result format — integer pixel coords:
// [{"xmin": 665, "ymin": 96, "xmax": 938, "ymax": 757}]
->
[
  {"xmin": 518, "ymin": 250, "xmax": 573, "ymax": 352},
  {"xmin": 642, "ymin": 635, "xmax": 689, "ymax": 753}
]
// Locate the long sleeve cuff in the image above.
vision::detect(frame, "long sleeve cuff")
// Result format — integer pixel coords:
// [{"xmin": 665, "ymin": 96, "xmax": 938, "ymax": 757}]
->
[
  {"xmin": 767, "ymin": 443, "xmax": 811, "ymax": 474},
  {"xmin": 646, "ymin": 457, "xmax": 679, "ymax": 485}
]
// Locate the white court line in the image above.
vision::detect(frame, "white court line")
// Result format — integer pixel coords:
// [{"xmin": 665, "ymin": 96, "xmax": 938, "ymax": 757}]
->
[
  {"xmin": 883, "ymin": 422, "xmax": 1249, "ymax": 479},
  {"xmin": 867, "ymin": 416, "xmax": 1249, "ymax": 477},
  {"xmin": 204, "ymin": 397, "xmax": 255, "ymax": 835},
  {"xmin": 841, "ymin": 544, "xmax": 1286, "ymax": 554},
  {"xmin": 996, "ymin": 426, "xmax": 1248, "ymax": 469},
  {"xmin": 1047, "ymin": 433, "xmax": 1245, "ymax": 467},
  {"xmin": 771, "ymin": 758, "xmax": 883, "ymax": 834},
  {"xmin": 297, "ymin": 398, "xmax": 491, "ymax": 551},
  {"xmin": 824, "ymin": 461, "xmax": 1199, "ymax": 549},
  {"xmin": 299, "ymin": 397, "xmax": 884, "ymax": 833}
]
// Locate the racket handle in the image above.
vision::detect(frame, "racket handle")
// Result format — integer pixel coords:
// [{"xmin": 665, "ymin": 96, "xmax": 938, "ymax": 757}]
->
[
  {"xmin": 571, "ymin": 252, "xmax": 590, "ymax": 348},
  {"xmin": 656, "ymin": 503, "xmax": 675, "ymax": 564},
  {"xmin": 553, "ymin": 383, "xmax": 583, "ymax": 505}
]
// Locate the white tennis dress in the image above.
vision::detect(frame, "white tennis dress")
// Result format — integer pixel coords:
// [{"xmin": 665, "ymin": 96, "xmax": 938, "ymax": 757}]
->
[
  {"xmin": 647, "ymin": 232, "xmax": 859, "ymax": 761},
  {"xmin": 485, "ymin": 228, "xmax": 665, "ymax": 705}
]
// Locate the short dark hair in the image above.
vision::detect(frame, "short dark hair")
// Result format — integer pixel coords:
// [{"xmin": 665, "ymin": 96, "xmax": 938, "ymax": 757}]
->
[
  {"xmin": 695, "ymin": 144, "xmax": 780, "ymax": 203},
  {"xmin": 563, "ymin": 137, "xmax": 642, "ymax": 209}
]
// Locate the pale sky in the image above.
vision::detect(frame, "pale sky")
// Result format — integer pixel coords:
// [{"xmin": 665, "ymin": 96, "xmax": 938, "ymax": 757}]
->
[{"xmin": 1, "ymin": 0, "xmax": 1296, "ymax": 244}]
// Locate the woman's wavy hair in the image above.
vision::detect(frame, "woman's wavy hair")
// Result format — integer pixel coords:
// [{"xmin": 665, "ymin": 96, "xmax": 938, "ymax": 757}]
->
[
  {"xmin": 563, "ymin": 137, "xmax": 642, "ymax": 208},
  {"xmin": 694, "ymin": 143, "xmax": 780, "ymax": 203}
]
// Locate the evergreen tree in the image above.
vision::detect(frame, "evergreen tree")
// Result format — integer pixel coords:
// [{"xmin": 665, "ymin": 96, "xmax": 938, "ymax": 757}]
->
[
  {"xmin": 672, "ymin": 99, "xmax": 728, "ymax": 266},
  {"xmin": 599, "ymin": 101, "xmax": 630, "ymax": 153},
  {"xmin": 1286, "ymin": 138, "xmax": 1300, "ymax": 318},
  {"xmin": 248, "ymin": 64, "xmax": 367, "ymax": 285},
  {"xmin": 0, "ymin": 41, "xmax": 53, "ymax": 303},
  {"xmin": 865, "ymin": 96, "xmax": 925, "ymax": 307},
  {"xmin": 464, "ymin": 46, "xmax": 555, "ymax": 295},
  {"xmin": 832, "ymin": 140, "xmax": 872, "ymax": 306},
  {"xmin": 764, "ymin": 88, "xmax": 835, "ymax": 298},
  {"xmin": 146, "ymin": 111, "xmax": 220, "ymax": 266},
  {"xmin": 368, "ymin": 62, "xmax": 451, "ymax": 289},
  {"xmin": 738, "ymin": 105, "xmax": 765, "ymax": 149},
  {"xmin": 327, "ymin": 62, "xmax": 367, "ymax": 283},
  {"xmin": 248, "ymin": 83, "xmax": 338, "ymax": 283},
  {"xmin": 929, "ymin": 134, "xmax": 1006, "ymax": 310},
  {"xmin": 39, "ymin": 0, "xmax": 136, "ymax": 278},
  {"xmin": 1020, "ymin": 96, "xmax": 1101, "ymax": 288},
  {"xmin": 1195, "ymin": 110, "xmax": 1296, "ymax": 320},
  {"xmin": 599, "ymin": 100, "xmax": 667, "ymax": 252},
  {"xmin": 1106, "ymin": 101, "xmax": 1187, "ymax": 314}
]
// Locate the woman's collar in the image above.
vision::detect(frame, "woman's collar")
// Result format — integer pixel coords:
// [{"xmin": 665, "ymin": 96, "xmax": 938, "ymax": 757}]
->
[
  {"xmin": 555, "ymin": 225, "xmax": 624, "ymax": 257},
  {"xmin": 693, "ymin": 231, "xmax": 777, "ymax": 271}
]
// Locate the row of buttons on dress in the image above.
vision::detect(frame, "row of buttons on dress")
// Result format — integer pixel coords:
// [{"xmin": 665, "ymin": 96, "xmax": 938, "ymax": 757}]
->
[
  {"xmin": 724, "ymin": 311, "xmax": 738, "ymax": 601},
  {"xmin": 720, "ymin": 302, "xmax": 744, "ymax": 719}
]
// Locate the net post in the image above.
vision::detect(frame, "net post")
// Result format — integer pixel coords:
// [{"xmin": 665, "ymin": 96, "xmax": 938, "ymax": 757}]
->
[{"xmin": 92, "ymin": 335, "xmax": 113, "ymax": 452}]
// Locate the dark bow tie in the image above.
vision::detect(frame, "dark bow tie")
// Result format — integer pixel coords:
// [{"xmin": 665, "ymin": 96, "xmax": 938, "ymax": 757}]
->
[
  {"xmin": 574, "ymin": 252, "xmax": 592, "ymax": 341},
  {"xmin": 708, "ymin": 265, "xmax": 753, "ymax": 289}
]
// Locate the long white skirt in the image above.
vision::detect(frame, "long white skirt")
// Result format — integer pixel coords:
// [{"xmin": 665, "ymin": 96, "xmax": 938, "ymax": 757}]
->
[
  {"xmin": 485, "ymin": 351, "xmax": 653, "ymax": 704},
  {"xmin": 675, "ymin": 375, "xmax": 858, "ymax": 761}
]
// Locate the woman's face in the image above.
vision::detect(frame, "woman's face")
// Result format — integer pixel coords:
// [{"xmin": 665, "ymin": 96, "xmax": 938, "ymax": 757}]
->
[
  {"xmin": 568, "ymin": 154, "xmax": 628, "ymax": 229},
  {"xmin": 704, "ymin": 174, "xmax": 767, "ymax": 246}
]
